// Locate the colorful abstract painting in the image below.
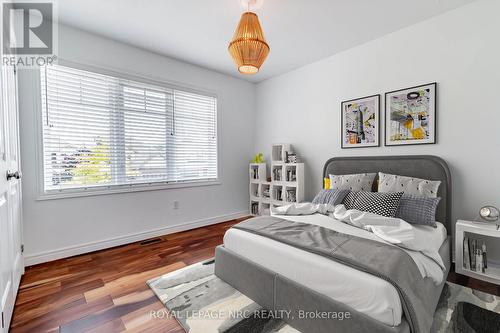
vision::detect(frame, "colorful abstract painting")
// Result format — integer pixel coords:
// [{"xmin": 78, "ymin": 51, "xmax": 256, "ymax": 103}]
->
[
  {"xmin": 341, "ymin": 94, "xmax": 380, "ymax": 148},
  {"xmin": 385, "ymin": 83, "xmax": 437, "ymax": 146}
]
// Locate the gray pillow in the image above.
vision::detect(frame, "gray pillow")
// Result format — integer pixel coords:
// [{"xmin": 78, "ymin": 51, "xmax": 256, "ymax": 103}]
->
[
  {"xmin": 396, "ymin": 195, "xmax": 441, "ymax": 227},
  {"xmin": 312, "ymin": 189, "xmax": 350, "ymax": 205},
  {"xmin": 329, "ymin": 173, "xmax": 376, "ymax": 192},
  {"xmin": 352, "ymin": 191, "xmax": 404, "ymax": 217},
  {"xmin": 378, "ymin": 172, "xmax": 441, "ymax": 198}
]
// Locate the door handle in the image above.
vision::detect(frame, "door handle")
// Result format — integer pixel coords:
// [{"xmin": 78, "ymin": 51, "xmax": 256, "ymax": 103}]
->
[{"xmin": 6, "ymin": 170, "xmax": 21, "ymax": 181}]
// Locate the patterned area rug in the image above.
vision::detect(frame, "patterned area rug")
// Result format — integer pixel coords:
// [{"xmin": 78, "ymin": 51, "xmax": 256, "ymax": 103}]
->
[
  {"xmin": 432, "ymin": 281, "xmax": 500, "ymax": 332},
  {"xmin": 147, "ymin": 259, "xmax": 500, "ymax": 333}
]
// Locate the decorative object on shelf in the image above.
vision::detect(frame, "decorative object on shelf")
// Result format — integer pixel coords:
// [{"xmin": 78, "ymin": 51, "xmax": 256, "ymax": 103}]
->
[
  {"xmin": 341, "ymin": 94, "xmax": 380, "ymax": 148},
  {"xmin": 385, "ymin": 82, "xmax": 437, "ymax": 146},
  {"xmin": 262, "ymin": 185, "xmax": 270, "ymax": 198},
  {"xmin": 286, "ymin": 151, "xmax": 298, "ymax": 163},
  {"xmin": 478, "ymin": 206, "xmax": 499, "ymax": 223},
  {"xmin": 251, "ymin": 153, "xmax": 265, "ymax": 163},
  {"xmin": 228, "ymin": 0, "xmax": 270, "ymax": 75}
]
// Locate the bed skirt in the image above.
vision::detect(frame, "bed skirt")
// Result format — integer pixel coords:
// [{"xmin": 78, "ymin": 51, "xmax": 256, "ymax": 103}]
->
[{"xmin": 214, "ymin": 237, "xmax": 450, "ymax": 333}]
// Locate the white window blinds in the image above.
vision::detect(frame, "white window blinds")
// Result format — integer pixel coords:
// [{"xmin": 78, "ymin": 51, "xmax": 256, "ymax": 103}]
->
[{"xmin": 40, "ymin": 64, "xmax": 218, "ymax": 193}]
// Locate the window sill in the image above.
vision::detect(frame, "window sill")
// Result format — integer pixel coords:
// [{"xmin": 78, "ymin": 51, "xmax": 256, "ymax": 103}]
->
[{"xmin": 37, "ymin": 179, "xmax": 221, "ymax": 201}]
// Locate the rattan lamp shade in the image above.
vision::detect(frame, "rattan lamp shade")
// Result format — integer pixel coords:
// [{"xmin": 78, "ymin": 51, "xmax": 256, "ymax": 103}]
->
[{"xmin": 228, "ymin": 12, "xmax": 270, "ymax": 74}]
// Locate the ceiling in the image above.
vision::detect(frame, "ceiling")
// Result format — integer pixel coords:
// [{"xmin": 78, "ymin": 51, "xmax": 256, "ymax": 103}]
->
[{"xmin": 55, "ymin": 0, "xmax": 475, "ymax": 83}]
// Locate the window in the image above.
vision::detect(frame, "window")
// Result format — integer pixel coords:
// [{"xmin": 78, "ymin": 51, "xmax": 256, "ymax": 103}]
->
[{"xmin": 40, "ymin": 64, "xmax": 218, "ymax": 195}]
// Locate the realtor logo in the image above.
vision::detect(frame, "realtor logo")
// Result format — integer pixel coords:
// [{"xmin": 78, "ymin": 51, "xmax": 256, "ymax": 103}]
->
[{"xmin": 3, "ymin": 2, "xmax": 53, "ymax": 55}]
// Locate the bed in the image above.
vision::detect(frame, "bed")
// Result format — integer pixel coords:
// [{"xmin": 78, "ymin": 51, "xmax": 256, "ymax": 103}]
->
[{"xmin": 215, "ymin": 155, "xmax": 452, "ymax": 333}]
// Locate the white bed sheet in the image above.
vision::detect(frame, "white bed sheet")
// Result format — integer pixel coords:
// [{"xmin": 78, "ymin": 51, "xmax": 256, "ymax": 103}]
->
[{"xmin": 223, "ymin": 214, "xmax": 447, "ymax": 327}]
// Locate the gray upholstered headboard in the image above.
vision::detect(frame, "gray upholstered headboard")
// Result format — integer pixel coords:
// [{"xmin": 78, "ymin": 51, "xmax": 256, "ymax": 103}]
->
[{"xmin": 323, "ymin": 155, "xmax": 452, "ymax": 234}]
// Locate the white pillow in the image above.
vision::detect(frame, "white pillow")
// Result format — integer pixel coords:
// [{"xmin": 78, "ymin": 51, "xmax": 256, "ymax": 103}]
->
[
  {"xmin": 329, "ymin": 173, "xmax": 376, "ymax": 192},
  {"xmin": 378, "ymin": 172, "xmax": 441, "ymax": 198}
]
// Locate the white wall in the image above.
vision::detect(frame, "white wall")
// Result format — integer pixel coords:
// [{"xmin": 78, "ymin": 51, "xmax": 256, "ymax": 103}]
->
[
  {"xmin": 19, "ymin": 25, "xmax": 255, "ymax": 264},
  {"xmin": 254, "ymin": 0, "xmax": 499, "ymax": 230}
]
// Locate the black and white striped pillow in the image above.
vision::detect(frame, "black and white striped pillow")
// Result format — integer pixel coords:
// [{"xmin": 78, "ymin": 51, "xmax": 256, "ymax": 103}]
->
[
  {"xmin": 312, "ymin": 189, "xmax": 350, "ymax": 205},
  {"xmin": 352, "ymin": 191, "xmax": 404, "ymax": 217}
]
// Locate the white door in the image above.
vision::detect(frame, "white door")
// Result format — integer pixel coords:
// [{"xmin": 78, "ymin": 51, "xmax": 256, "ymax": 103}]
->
[{"xmin": 0, "ymin": 63, "xmax": 23, "ymax": 333}]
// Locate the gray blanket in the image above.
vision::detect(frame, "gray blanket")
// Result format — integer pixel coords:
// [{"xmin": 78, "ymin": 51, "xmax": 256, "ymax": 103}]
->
[{"xmin": 232, "ymin": 216, "xmax": 435, "ymax": 333}]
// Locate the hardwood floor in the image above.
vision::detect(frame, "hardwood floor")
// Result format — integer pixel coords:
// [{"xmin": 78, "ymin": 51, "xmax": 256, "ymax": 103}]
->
[
  {"xmin": 10, "ymin": 217, "xmax": 500, "ymax": 332},
  {"xmin": 10, "ymin": 218, "xmax": 247, "ymax": 333}
]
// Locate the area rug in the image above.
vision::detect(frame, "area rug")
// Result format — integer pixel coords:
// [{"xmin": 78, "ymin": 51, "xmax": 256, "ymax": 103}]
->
[{"xmin": 147, "ymin": 259, "xmax": 500, "ymax": 333}]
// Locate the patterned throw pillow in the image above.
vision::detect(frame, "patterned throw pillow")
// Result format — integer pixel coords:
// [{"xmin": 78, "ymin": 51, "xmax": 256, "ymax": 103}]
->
[
  {"xmin": 312, "ymin": 189, "xmax": 350, "ymax": 205},
  {"xmin": 329, "ymin": 173, "xmax": 376, "ymax": 191},
  {"xmin": 378, "ymin": 172, "xmax": 441, "ymax": 198},
  {"xmin": 352, "ymin": 191, "xmax": 404, "ymax": 217},
  {"xmin": 396, "ymin": 195, "xmax": 441, "ymax": 227},
  {"xmin": 341, "ymin": 191, "xmax": 359, "ymax": 210}
]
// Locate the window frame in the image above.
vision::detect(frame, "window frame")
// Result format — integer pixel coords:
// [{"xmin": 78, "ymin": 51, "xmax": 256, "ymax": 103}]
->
[{"xmin": 35, "ymin": 60, "xmax": 222, "ymax": 200}]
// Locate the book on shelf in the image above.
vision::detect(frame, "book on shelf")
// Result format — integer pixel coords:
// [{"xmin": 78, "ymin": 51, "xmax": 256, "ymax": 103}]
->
[
  {"xmin": 274, "ymin": 187, "xmax": 283, "ymax": 201},
  {"xmin": 251, "ymin": 202, "xmax": 259, "ymax": 215},
  {"xmin": 463, "ymin": 237, "xmax": 470, "ymax": 270},
  {"xmin": 251, "ymin": 167, "xmax": 259, "ymax": 180},
  {"xmin": 482, "ymin": 243, "xmax": 488, "ymax": 270},
  {"xmin": 470, "ymin": 238, "xmax": 475, "ymax": 270},
  {"xmin": 286, "ymin": 169, "xmax": 297, "ymax": 182},
  {"xmin": 273, "ymin": 168, "xmax": 282, "ymax": 181},
  {"xmin": 464, "ymin": 236, "xmax": 488, "ymax": 273}
]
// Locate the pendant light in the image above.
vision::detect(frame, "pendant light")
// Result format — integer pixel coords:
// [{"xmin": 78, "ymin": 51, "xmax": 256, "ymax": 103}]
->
[{"xmin": 228, "ymin": 0, "xmax": 270, "ymax": 75}]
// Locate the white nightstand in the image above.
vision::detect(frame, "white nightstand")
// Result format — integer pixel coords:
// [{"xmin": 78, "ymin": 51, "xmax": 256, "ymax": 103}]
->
[{"xmin": 455, "ymin": 219, "xmax": 500, "ymax": 284}]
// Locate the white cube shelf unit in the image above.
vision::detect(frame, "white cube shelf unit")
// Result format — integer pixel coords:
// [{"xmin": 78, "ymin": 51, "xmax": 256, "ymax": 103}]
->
[
  {"xmin": 455, "ymin": 219, "xmax": 500, "ymax": 284},
  {"xmin": 271, "ymin": 162, "xmax": 304, "ymax": 205},
  {"xmin": 249, "ymin": 151, "xmax": 304, "ymax": 216},
  {"xmin": 249, "ymin": 163, "xmax": 268, "ymax": 215}
]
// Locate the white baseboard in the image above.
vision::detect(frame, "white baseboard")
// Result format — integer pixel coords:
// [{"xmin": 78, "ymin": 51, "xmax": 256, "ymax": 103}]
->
[{"xmin": 24, "ymin": 211, "xmax": 249, "ymax": 266}]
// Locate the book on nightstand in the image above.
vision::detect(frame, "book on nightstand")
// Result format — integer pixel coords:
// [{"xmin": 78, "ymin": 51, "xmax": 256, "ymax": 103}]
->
[
  {"xmin": 470, "ymin": 238, "xmax": 476, "ymax": 270},
  {"xmin": 463, "ymin": 236, "xmax": 488, "ymax": 273},
  {"xmin": 463, "ymin": 237, "xmax": 470, "ymax": 270}
]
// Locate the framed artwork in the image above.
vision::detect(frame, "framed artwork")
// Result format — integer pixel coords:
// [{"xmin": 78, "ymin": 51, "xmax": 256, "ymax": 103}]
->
[
  {"xmin": 385, "ymin": 82, "xmax": 437, "ymax": 146},
  {"xmin": 341, "ymin": 94, "xmax": 380, "ymax": 148}
]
